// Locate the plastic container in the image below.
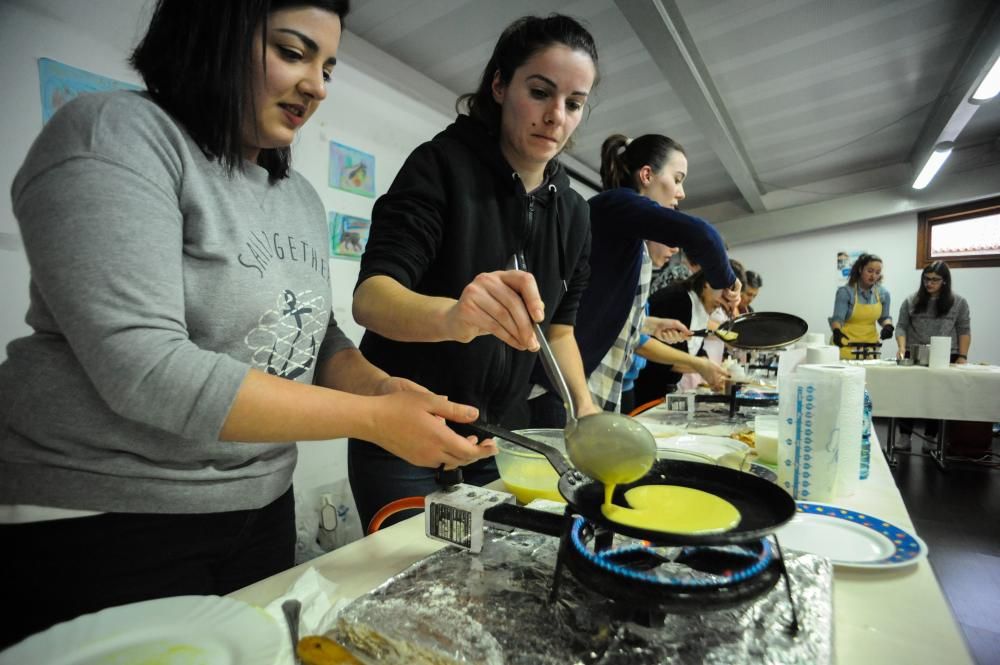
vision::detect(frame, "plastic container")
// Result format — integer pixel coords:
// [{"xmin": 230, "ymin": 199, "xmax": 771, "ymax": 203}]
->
[
  {"xmin": 754, "ymin": 415, "xmax": 779, "ymax": 465},
  {"xmin": 495, "ymin": 428, "xmax": 567, "ymax": 504}
]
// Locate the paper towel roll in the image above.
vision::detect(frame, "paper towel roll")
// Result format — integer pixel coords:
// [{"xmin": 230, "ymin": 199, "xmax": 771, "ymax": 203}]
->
[
  {"xmin": 929, "ymin": 336, "xmax": 951, "ymax": 369},
  {"xmin": 806, "ymin": 345, "xmax": 840, "ymax": 364},
  {"xmin": 778, "ymin": 372, "xmax": 843, "ymax": 501},
  {"xmin": 797, "ymin": 364, "xmax": 866, "ymax": 497},
  {"xmin": 803, "ymin": 332, "xmax": 826, "ymax": 347}
]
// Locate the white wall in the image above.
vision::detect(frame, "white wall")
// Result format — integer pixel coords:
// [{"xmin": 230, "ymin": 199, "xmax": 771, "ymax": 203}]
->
[
  {"xmin": 1, "ymin": 2, "xmax": 149, "ymax": 354},
  {"xmin": 729, "ymin": 213, "xmax": 1000, "ymax": 365}
]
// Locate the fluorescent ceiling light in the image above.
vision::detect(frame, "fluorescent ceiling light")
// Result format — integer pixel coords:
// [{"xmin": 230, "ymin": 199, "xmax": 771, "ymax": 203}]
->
[
  {"xmin": 971, "ymin": 56, "xmax": 1000, "ymax": 101},
  {"xmin": 912, "ymin": 142, "xmax": 954, "ymax": 190}
]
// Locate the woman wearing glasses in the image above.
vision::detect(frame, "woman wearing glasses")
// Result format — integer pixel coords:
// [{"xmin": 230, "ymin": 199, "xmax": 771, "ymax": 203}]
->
[
  {"xmin": 896, "ymin": 261, "xmax": 971, "ymax": 364},
  {"xmin": 893, "ymin": 261, "xmax": 971, "ymax": 450}
]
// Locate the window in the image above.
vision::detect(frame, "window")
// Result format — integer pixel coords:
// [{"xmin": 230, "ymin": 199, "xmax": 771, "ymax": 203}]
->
[{"xmin": 917, "ymin": 196, "xmax": 1000, "ymax": 268}]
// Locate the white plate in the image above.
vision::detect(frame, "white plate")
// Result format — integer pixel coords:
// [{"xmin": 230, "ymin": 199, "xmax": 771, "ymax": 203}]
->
[
  {"xmin": 655, "ymin": 434, "xmax": 750, "ymax": 459},
  {"xmin": 640, "ymin": 421, "xmax": 686, "ymax": 439},
  {"xmin": 0, "ymin": 595, "xmax": 282, "ymax": 665},
  {"xmin": 775, "ymin": 502, "xmax": 928, "ymax": 569}
]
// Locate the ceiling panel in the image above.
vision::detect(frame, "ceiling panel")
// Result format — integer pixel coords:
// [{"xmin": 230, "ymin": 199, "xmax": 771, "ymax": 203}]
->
[{"xmin": 348, "ymin": 0, "xmax": 1000, "ymax": 224}]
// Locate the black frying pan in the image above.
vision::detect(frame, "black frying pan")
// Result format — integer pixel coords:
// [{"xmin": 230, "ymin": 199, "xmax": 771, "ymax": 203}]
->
[
  {"xmin": 471, "ymin": 421, "xmax": 795, "ymax": 546},
  {"xmin": 695, "ymin": 311, "xmax": 808, "ymax": 350}
]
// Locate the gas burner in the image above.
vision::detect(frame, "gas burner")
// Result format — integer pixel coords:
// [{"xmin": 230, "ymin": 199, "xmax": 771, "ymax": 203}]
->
[
  {"xmin": 550, "ymin": 516, "xmax": 785, "ymax": 617},
  {"xmin": 846, "ymin": 342, "xmax": 882, "ymax": 360},
  {"xmin": 694, "ymin": 381, "xmax": 778, "ymax": 418},
  {"xmin": 426, "ymin": 442, "xmax": 800, "ymax": 629},
  {"xmin": 425, "ymin": 487, "xmax": 798, "ymax": 632}
]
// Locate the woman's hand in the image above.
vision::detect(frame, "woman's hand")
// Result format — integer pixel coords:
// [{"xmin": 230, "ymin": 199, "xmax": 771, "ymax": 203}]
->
[
  {"xmin": 719, "ymin": 279, "xmax": 743, "ymax": 316},
  {"xmin": 372, "ymin": 375, "xmax": 432, "ymax": 396},
  {"xmin": 832, "ymin": 328, "xmax": 848, "ymax": 347},
  {"xmin": 695, "ymin": 357, "xmax": 730, "ymax": 391},
  {"xmin": 364, "ymin": 392, "xmax": 497, "ymax": 468},
  {"xmin": 712, "ymin": 278, "xmax": 742, "ymax": 317},
  {"xmin": 445, "ymin": 270, "xmax": 544, "ymax": 351},
  {"xmin": 644, "ymin": 317, "xmax": 692, "ymax": 344},
  {"xmin": 955, "ymin": 355, "xmax": 968, "ymax": 365},
  {"xmin": 880, "ymin": 323, "xmax": 895, "ymax": 340},
  {"xmin": 576, "ymin": 399, "xmax": 603, "ymax": 418}
]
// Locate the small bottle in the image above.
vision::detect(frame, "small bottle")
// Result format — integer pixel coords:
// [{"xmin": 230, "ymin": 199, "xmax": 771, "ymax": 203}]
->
[{"xmin": 859, "ymin": 389, "xmax": 872, "ymax": 480}]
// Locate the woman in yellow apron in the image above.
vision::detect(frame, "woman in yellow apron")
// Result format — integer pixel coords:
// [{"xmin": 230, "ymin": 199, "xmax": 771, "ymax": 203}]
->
[{"xmin": 830, "ymin": 253, "xmax": 894, "ymax": 360}]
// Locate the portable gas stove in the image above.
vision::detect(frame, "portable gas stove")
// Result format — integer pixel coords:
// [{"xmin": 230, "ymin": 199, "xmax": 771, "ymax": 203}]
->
[
  {"xmin": 690, "ymin": 380, "xmax": 779, "ymax": 418},
  {"xmin": 425, "ymin": 451, "xmax": 800, "ymax": 631},
  {"xmin": 846, "ymin": 341, "xmax": 883, "ymax": 360}
]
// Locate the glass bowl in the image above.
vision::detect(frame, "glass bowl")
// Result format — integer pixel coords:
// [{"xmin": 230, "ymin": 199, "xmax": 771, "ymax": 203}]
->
[{"xmin": 494, "ymin": 428, "xmax": 567, "ymax": 504}]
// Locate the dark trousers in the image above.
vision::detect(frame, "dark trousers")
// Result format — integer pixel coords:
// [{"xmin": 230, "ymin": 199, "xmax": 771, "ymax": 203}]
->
[
  {"xmin": 620, "ymin": 389, "xmax": 636, "ymax": 416},
  {"xmin": 898, "ymin": 419, "xmax": 940, "ymax": 437},
  {"xmin": 348, "ymin": 439, "xmax": 499, "ymax": 533},
  {"xmin": 0, "ymin": 487, "xmax": 295, "ymax": 650},
  {"xmin": 527, "ymin": 391, "xmax": 567, "ymax": 428}
]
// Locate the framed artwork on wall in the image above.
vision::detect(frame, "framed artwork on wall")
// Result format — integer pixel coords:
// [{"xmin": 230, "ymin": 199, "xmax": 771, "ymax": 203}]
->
[
  {"xmin": 328, "ymin": 141, "xmax": 375, "ymax": 198},
  {"xmin": 38, "ymin": 58, "xmax": 141, "ymax": 124},
  {"xmin": 329, "ymin": 212, "xmax": 370, "ymax": 261}
]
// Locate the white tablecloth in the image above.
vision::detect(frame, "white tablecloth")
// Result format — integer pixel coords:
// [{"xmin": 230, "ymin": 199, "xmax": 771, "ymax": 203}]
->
[{"xmin": 856, "ymin": 362, "xmax": 1000, "ymax": 421}]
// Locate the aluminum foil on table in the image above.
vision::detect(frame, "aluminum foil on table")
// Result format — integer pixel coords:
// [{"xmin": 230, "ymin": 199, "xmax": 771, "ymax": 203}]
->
[{"xmin": 333, "ymin": 528, "xmax": 833, "ymax": 664}]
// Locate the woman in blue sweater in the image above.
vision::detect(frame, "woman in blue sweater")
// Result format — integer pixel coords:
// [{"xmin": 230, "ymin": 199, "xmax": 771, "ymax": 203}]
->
[{"xmin": 529, "ymin": 133, "xmax": 738, "ymax": 425}]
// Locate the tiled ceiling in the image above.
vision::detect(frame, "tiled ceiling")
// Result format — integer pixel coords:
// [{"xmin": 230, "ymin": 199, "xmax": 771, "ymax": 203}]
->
[{"xmin": 346, "ymin": 0, "xmax": 1000, "ymax": 223}]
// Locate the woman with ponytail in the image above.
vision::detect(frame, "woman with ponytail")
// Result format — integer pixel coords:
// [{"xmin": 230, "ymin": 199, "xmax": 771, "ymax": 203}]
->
[{"xmin": 528, "ymin": 133, "xmax": 739, "ymax": 425}]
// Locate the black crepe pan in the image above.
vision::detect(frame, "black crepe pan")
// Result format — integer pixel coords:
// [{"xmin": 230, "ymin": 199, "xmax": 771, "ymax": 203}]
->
[
  {"xmin": 471, "ymin": 421, "xmax": 796, "ymax": 546},
  {"xmin": 692, "ymin": 311, "xmax": 808, "ymax": 350}
]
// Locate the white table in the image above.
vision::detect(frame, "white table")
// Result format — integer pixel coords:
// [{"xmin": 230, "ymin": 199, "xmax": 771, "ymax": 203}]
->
[
  {"xmin": 856, "ymin": 362, "xmax": 1000, "ymax": 468},
  {"xmin": 230, "ymin": 427, "xmax": 973, "ymax": 664}
]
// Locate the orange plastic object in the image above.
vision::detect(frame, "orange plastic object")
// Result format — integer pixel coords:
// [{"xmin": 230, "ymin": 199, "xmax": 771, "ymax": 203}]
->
[{"xmin": 366, "ymin": 495, "xmax": 425, "ymax": 535}]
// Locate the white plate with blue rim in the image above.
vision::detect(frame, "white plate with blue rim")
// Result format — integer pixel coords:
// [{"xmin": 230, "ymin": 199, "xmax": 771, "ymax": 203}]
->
[
  {"xmin": 774, "ymin": 501, "xmax": 928, "ymax": 569},
  {"xmin": 0, "ymin": 595, "xmax": 281, "ymax": 665}
]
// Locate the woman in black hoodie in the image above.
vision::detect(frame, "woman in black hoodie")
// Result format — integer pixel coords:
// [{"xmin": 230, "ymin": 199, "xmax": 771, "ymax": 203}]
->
[{"xmin": 350, "ymin": 15, "xmax": 601, "ymax": 530}]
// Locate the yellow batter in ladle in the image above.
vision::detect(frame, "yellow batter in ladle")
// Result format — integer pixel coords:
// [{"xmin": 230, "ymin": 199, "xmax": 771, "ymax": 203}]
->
[{"xmin": 602, "ymin": 484, "xmax": 741, "ymax": 535}]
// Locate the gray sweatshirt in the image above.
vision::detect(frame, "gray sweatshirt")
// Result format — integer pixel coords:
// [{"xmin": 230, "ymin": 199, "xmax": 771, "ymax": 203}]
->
[
  {"xmin": 897, "ymin": 293, "xmax": 971, "ymax": 353},
  {"xmin": 0, "ymin": 92, "xmax": 353, "ymax": 513}
]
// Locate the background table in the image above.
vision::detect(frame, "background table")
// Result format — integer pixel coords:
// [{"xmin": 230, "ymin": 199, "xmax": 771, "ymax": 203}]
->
[
  {"xmin": 857, "ymin": 362, "xmax": 1000, "ymax": 467},
  {"xmin": 231, "ymin": 428, "xmax": 972, "ymax": 665},
  {"xmin": 861, "ymin": 363, "xmax": 1000, "ymax": 421}
]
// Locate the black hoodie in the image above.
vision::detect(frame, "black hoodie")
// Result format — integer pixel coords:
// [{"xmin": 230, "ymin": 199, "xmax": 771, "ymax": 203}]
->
[{"xmin": 355, "ymin": 115, "xmax": 591, "ymax": 427}]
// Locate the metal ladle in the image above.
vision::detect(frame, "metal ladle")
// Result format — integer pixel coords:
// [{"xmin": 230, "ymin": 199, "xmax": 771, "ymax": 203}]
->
[{"xmin": 514, "ymin": 254, "xmax": 655, "ymax": 486}]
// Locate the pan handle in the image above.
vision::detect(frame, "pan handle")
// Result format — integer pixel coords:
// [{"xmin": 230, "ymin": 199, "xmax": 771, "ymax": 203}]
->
[{"xmin": 469, "ymin": 420, "xmax": 573, "ymax": 476}]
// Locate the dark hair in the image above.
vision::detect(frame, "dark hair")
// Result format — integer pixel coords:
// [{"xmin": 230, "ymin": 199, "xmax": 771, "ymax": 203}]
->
[
  {"xmin": 457, "ymin": 14, "xmax": 599, "ymax": 142},
  {"xmin": 680, "ymin": 269, "xmax": 710, "ymax": 299},
  {"xmin": 729, "ymin": 259, "xmax": 747, "ymax": 288},
  {"xmin": 599, "ymin": 134, "xmax": 686, "ymax": 191},
  {"xmin": 679, "ymin": 260, "xmax": 740, "ymax": 298},
  {"xmin": 846, "ymin": 253, "xmax": 883, "ymax": 287},
  {"xmin": 745, "ymin": 270, "xmax": 763, "ymax": 289},
  {"xmin": 912, "ymin": 261, "xmax": 954, "ymax": 316},
  {"xmin": 130, "ymin": 0, "xmax": 349, "ymax": 182}
]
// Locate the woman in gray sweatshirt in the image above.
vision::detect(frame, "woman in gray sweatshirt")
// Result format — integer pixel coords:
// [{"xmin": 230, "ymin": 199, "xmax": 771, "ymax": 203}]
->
[
  {"xmin": 895, "ymin": 261, "xmax": 971, "ymax": 363},
  {"xmin": 892, "ymin": 261, "xmax": 972, "ymax": 450},
  {"xmin": 0, "ymin": 0, "xmax": 494, "ymax": 648}
]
